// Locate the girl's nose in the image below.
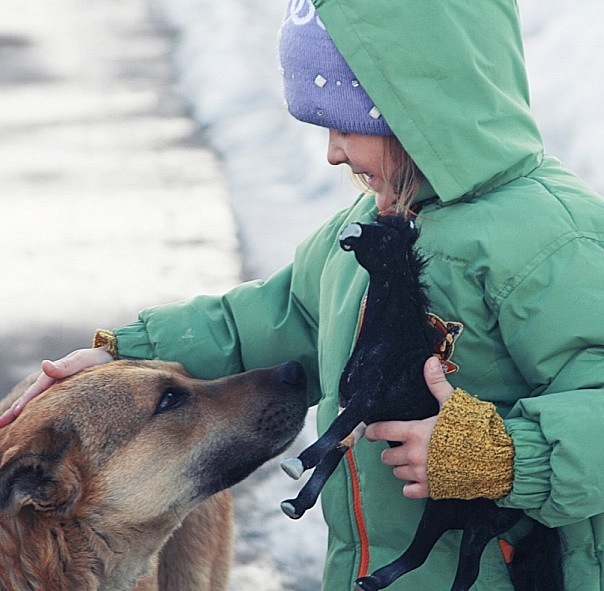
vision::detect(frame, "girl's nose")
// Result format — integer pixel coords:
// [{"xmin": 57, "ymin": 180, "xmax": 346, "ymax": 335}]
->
[{"xmin": 327, "ymin": 129, "xmax": 347, "ymax": 166}]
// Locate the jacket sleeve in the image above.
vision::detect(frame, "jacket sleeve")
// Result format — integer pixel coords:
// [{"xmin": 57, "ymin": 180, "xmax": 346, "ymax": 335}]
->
[
  {"xmin": 495, "ymin": 234, "xmax": 604, "ymax": 527},
  {"xmin": 112, "ymin": 206, "xmax": 353, "ymax": 406}
]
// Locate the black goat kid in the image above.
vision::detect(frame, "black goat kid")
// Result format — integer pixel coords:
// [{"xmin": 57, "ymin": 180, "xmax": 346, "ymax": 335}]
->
[{"xmin": 280, "ymin": 215, "xmax": 564, "ymax": 591}]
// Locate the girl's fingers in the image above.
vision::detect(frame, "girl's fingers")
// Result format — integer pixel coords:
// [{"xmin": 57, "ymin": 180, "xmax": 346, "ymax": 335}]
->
[
  {"xmin": 42, "ymin": 347, "xmax": 113, "ymax": 379},
  {"xmin": 424, "ymin": 356, "xmax": 454, "ymax": 408},
  {"xmin": 14, "ymin": 372, "xmax": 57, "ymax": 410},
  {"xmin": 365, "ymin": 420, "xmax": 414, "ymax": 443},
  {"xmin": 0, "ymin": 347, "xmax": 114, "ymax": 428},
  {"xmin": 0, "ymin": 371, "xmax": 55, "ymax": 427},
  {"xmin": 402, "ymin": 480, "xmax": 430, "ymax": 499}
]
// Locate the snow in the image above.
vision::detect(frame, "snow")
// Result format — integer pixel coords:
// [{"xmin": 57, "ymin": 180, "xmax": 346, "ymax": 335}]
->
[
  {"xmin": 0, "ymin": 0, "xmax": 240, "ymax": 333},
  {"xmin": 521, "ymin": 0, "xmax": 604, "ymax": 188},
  {"xmin": 156, "ymin": 0, "xmax": 355, "ymax": 280}
]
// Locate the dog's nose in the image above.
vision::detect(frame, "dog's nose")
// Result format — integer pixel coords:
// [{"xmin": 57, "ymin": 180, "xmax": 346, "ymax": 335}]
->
[{"xmin": 277, "ymin": 361, "xmax": 306, "ymax": 389}]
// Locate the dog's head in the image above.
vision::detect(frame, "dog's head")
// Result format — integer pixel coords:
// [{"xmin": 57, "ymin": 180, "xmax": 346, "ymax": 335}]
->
[{"xmin": 0, "ymin": 360, "xmax": 308, "ymax": 525}]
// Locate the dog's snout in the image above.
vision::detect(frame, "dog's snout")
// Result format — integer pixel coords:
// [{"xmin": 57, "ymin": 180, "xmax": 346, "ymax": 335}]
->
[{"xmin": 277, "ymin": 361, "xmax": 306, "ymax": 389}]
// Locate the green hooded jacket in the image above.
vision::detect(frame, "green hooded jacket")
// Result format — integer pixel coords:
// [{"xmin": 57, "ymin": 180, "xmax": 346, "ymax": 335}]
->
[{"xmin": 113, "ymin": 0, "xmax": 604, "ymax": 588}]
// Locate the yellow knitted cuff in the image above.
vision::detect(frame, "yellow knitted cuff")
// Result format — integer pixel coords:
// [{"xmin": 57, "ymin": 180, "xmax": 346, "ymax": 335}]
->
[
  {"xmin": 92, "ymin": 329, "xmax": 118, "ymax": 359},
  {"xmin": 427, "ymin": 388, "xmax": 514, "ymax": 500}
]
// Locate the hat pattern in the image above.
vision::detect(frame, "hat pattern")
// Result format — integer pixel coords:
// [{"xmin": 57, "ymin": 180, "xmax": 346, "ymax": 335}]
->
[{"xmin": 279, "ymin": 0, "xmax": 392, "ymax": 135}]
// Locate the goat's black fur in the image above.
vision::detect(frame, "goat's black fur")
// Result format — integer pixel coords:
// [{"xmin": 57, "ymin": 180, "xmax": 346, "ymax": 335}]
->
[{"xmin": 280, "ymin": 215, "xmax": 564, "ymax": 591}]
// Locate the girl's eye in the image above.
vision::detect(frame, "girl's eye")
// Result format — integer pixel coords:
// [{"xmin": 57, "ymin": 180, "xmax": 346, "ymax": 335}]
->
[{"xmin": 155, "ymin": 386, "xmax": 189, "ymax": 414}]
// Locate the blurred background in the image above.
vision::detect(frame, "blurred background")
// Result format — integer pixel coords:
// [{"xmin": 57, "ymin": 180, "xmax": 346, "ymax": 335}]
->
[{"xmin": 0, "ymin": 0, "xmax": 602, "ymax": 589}]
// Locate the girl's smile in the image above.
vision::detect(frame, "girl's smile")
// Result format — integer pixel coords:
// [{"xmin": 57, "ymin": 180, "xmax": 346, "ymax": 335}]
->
[{"xmin": 326, "ymin": 129, "xmax": 398, "ymax": 212}]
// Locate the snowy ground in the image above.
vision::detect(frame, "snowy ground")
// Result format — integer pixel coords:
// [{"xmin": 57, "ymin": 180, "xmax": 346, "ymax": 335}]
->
[
  {"xmin": 0, "ymin": 0, "xmax": 602, "ymax": 590},
  {"xmin": 0, "ymin": 0, "xmax": 240, "ymax": 362}
]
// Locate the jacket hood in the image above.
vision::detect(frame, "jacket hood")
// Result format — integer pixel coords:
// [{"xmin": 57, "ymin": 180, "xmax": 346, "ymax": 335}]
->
[{"xmin": 312, "ymin": 0, "xmax": 544, "ymax": 203}]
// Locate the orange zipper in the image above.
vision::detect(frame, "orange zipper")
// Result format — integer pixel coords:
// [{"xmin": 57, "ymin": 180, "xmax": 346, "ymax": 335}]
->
[
  {"xmin": 346, "ymin": 446, "xmax": 370, "ymax": 578},
  {"xmin": 346, "ymin": 294, "xmax": 371, "ymax": 578}
]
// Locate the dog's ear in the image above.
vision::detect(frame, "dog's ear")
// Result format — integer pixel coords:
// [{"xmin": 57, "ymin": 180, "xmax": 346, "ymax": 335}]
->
[{"xmin": 0, "ymin": 424, "xmax": 83, "ymax": 517}]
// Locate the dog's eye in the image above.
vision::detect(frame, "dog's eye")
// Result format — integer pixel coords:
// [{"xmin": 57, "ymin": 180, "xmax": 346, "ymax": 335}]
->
[{"xmin": 155, "ymin": 386, "xmax": 189, "ymax": 414}]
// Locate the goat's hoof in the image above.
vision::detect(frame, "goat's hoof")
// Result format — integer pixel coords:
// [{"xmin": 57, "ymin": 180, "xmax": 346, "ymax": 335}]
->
[
  {"xmin": 355, "ymin": 576, "xmax": 380, "ymax": 591},
  {"xmin": 280, "ymin": 500, "xmax": 303, "ymax": 520},
  {"xmin": 280, "ymin": 457, "xmax": 304, "ymax": 479}
]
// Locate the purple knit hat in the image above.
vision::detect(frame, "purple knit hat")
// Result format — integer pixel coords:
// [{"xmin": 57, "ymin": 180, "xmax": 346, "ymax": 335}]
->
[{"xmin": 279, "ymin": 0, "xmax": 392, "ymax": 135}]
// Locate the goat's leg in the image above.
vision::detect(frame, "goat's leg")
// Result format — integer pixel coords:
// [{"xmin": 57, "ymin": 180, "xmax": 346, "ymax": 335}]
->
[
  {"xmin": 449, "ymin": 526, "xmax": 494, "ymax": 591},
  {"xmin": 355, "ymin": 502, "xmax": 449, "ymax": 591},
  {"xmin": 281, "ymin": 446, "xmax": 348, "ymax": 519},
  {"xmin": 281, "ymin": 401, "xmax": 366, "ymax": 479}
]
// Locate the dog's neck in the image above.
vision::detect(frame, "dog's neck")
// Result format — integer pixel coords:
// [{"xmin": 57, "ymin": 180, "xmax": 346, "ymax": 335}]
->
[
  {"xmin": 92, "ymin": 513, "xmax": 180, "ymax": 591},
  {"xmin": 0, "ymin": 510, "xmax": 179, "ymax": 591}
]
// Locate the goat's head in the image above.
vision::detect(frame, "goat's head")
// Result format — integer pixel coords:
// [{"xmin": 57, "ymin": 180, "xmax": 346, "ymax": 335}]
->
[{"xmin": 339, "ymin": 215, "xmax": 418, "ymax": 274}]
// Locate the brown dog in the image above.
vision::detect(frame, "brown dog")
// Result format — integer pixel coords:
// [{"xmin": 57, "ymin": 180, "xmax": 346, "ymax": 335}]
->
[{"xmin": 0, "ymin": 359, "xmax": 308, "ymax": 591}]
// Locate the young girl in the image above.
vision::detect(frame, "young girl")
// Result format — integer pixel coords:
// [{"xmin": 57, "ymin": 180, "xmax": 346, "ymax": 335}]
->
[{"xmin": 4, "ymin": 0, "xmax": 604, "ymax": 589}]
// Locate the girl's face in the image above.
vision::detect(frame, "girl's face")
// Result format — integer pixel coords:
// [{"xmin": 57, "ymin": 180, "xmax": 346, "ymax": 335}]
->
[{"xmin": 327, "ymin": 129, "xmax": 398, "ymax": 212}]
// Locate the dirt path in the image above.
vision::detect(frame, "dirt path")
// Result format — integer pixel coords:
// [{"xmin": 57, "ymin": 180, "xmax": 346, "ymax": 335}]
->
[
  {"xmin": 0, "ymin": 0, "xmax": 239, "ymax": 389},
  {"xmin": 0, "ymin": 1, "xmax": 324, "ymax": 589}
]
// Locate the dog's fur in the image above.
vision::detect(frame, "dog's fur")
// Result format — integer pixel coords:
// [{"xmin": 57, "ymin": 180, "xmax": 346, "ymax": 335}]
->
[{"xmin": 0, "ymin": 359, "xmax": 308, "ymax": 591}]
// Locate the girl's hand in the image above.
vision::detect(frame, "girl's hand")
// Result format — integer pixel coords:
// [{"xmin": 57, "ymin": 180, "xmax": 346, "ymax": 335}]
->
[
  {"xmin": 0, "ymin": 347, "xmax": 113, "ymax": 428},
  {"xmin": 365, "ymin": 356, "xmax": 454, "ymax": 499}
]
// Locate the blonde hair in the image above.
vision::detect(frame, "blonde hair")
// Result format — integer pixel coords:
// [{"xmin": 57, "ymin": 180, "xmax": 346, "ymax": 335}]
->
[{"xmin": 353, "ymin": 136, "xmax": 424, "ymax": 215}]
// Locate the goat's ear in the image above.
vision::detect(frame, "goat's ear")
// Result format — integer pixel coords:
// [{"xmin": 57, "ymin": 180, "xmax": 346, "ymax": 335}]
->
[{"xmin": 0, "ymin": 426, "xmax": 82, "ymax": 517}]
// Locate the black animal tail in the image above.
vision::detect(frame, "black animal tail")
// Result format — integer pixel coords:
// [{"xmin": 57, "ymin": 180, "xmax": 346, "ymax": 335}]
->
[{"xmin": 509, "ymin": 522, "xmax": 565, "ymax": 591}]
